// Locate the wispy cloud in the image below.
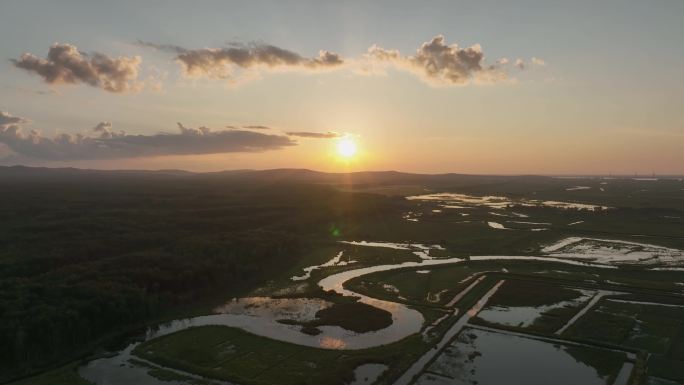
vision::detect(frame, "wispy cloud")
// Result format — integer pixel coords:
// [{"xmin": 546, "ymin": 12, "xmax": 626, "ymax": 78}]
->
[
  {"xmin": 0, "ymin": 114, "xmax": 295, "ymax": 161},
  {"xmin": 286, "ymin": 131, "xmax": 341, "ymax": 139},
  {"xmin": 531, "ymin": 57, "xmax": 546, "ymax": 66},
  {"xmin": 243, "ymin": 125, "xmax": 271, "ymax": 130},
  {"xmin": 139, "ymin": 40, "xmax": 344, "ymax": 80},
  {"xmin": 513, "ymin": 57, "xmax": 547, "ymax": 70},
  {"xmin": 11, "ymin": 43, "xmax": 142, "ymax": 93},
  {"xmin": 0, "ymin": 111, "xmax": 29, "ymax": 126}
]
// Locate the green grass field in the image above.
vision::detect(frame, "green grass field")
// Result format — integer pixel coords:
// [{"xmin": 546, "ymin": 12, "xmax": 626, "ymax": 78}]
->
[
  {"xmin": 133, "ymin": 325, "xmax": 428, "ymax": 385},
  {"xmin": 9, "ymin": 363, "xmax": 93, "ymax": 385},
  {"xmin": 566, "ymin": 298, "xmax": 684, "ymax": 381}
]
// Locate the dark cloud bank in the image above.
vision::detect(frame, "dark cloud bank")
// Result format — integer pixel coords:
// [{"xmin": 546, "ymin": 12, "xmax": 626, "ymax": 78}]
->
[{"xmin": 0, "ymin": 113, "xmax": 295, "ymax": 161}]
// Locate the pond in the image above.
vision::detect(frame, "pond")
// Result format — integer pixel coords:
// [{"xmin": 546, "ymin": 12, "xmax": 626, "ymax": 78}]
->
[
  {"xmin": 406, "ymin": 192, "xmax": 610, "ymax": 211},
  {"xmin": 415, "ymin": 327, "xmax": 625, "ymax": 385},
  {"xmin": 475, "ymin": 288, "xmax": 595, "ymax": 328}
]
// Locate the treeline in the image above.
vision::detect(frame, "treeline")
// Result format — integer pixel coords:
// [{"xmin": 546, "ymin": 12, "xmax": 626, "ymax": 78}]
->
[
  {"xmin": 0, "ymin": 173, "xmax": 401, "ymax": 380},
  {"xmin": 1, "ymin": 231, "xmax": 301, "ymax": 374}
]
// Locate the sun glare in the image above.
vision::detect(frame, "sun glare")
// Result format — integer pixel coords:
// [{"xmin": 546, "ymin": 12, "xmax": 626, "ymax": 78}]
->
[{"xmin": 336, "ymin": 138, "xmax": 357, "ymax": 158}]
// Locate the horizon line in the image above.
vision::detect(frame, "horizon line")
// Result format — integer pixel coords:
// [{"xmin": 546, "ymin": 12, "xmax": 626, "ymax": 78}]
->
[{"xmin": 2, "ymin": 165, "xmax": 683, "ymax": 179}]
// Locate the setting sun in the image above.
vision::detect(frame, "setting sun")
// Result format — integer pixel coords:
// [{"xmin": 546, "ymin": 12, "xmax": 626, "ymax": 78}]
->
[{"xmin": 336, "ymin": 138, "xmax": 357, "ymax": 158}]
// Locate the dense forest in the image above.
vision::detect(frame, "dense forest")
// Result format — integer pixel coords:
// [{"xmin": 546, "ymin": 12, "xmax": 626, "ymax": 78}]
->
[{"xmin": 0, "ymin": 169, "xmax": 402, "ymax": 381}]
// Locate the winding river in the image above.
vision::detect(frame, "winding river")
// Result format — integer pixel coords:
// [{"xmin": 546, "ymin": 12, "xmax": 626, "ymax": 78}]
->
[{"xmin": 78, "ymin": 250, "xmax": 615, "ymax": 385}]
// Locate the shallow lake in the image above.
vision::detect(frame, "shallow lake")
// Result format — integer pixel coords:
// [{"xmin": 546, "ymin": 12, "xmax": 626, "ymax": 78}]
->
[
  {"xmin": 475, "ymin": 288, "xmax": 594, "ymax": 328},
  {"xmin": 416, "ymin": 327, "xmax": 623, "ymax": 385}
]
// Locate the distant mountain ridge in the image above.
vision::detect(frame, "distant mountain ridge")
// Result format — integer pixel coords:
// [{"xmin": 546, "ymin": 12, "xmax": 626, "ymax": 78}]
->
[{"xmin": 0, "ymin": 165, "xmax": 553, "ymax": 188}]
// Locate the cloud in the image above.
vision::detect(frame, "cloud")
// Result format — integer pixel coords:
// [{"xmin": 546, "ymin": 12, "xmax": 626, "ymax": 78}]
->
[
  {"xmin": 531, "ymin": 57, "xmax": 546, "ymax": 66},
  {"xmin": 363, "ymin": 35, "xmax": 507, "ymax": 86},
  {"xmin": 11, "ymin": 43, "xmax": 142, "ymax": 93},
  {"xmin": 0, "ymin": 116, "xmax": 295, "ymax": 161},
  {"xmin": 286, "ymin": 131, "xmax": 341, "ymax": 139},
  {"xmin": 243, "ymin": 125, "xmax": 271, "ymax": 130},
  {"xmin": 1, "ymin": 84, "xmax": 59, "ymax": 96},
  {"xmin": 138, "ymin": 36, "xmax": 542, "ymax": 87},
  {"xmin": 139, "ymin": 40, "xmax": 344, "ymax": 80},
  {"xmin": 92, "ymin": 121, "xmax": 126, "ymax": 139},
  {"xmin": 514, "ymin": 58, "xmax": 525, "ymax": 70},
  {"xmin": 135, "ymin": 41, "xmax": 186, "ymax": 54},
  {"xmin": 93, "ymin": 121, "xmax": 113, "ymax": 133},
  {"xmin": 513, "ymin": 57, "xmax": 546, "ymax": 71},
  {"xmin": 0, "ymin": 111, "xmax": 29, "ymax": 126}
]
